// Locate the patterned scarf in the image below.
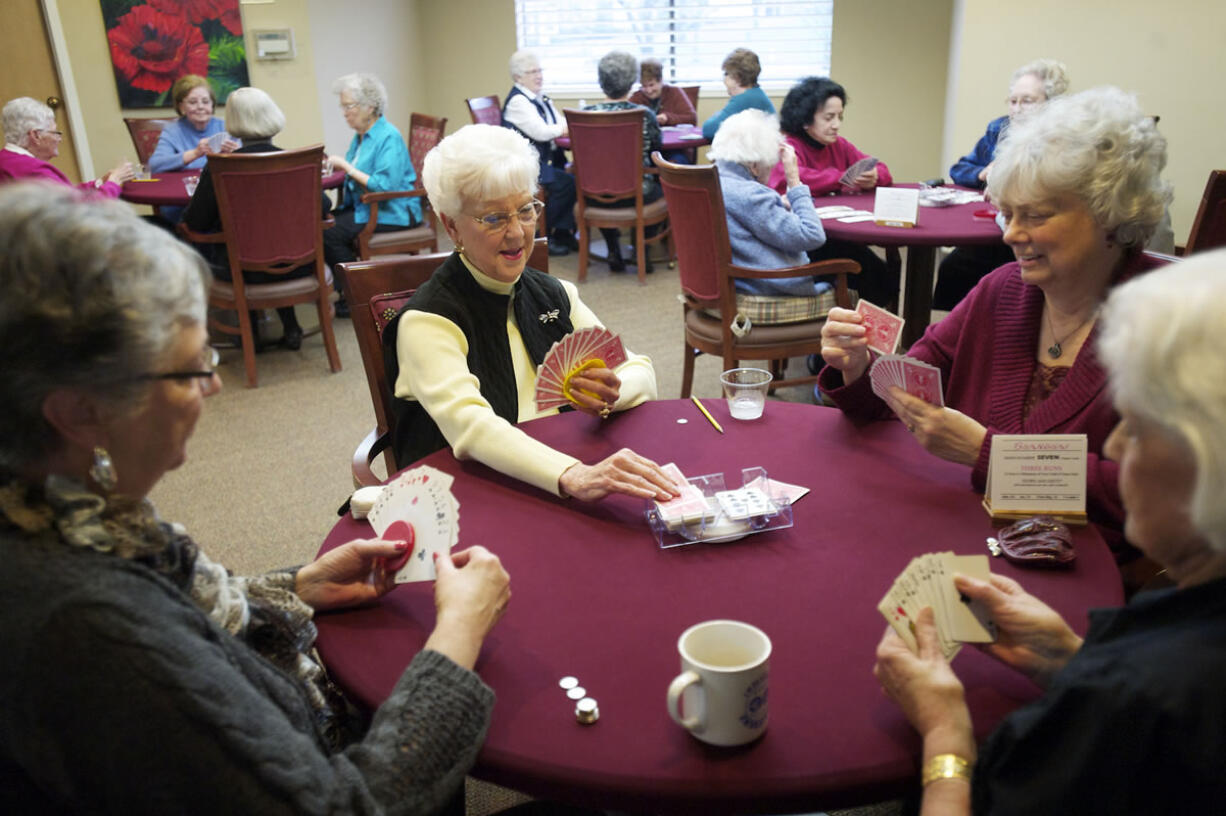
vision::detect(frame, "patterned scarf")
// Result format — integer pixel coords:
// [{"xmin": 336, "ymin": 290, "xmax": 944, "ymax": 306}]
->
[{"xmin": 0, "ymin": 474, "xmax": 364, "ymax": 752}]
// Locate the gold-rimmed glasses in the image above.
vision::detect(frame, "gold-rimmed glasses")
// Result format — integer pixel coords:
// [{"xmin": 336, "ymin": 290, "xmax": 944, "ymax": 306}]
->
[{"xmin": 467, "ymin": 199, "xmax": 544, "ymax": 234}]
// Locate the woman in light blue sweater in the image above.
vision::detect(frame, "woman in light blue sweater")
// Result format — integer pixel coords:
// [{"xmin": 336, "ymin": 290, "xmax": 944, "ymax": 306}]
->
[{"xmin": 709, "ymin": 109, "xmax": 828, "ymax": 297}]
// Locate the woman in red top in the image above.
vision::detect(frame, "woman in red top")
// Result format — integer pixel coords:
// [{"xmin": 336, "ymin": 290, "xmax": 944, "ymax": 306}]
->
[{"xmin": 770, "ymin": 77, "xmax": 896, "ymax": 310}]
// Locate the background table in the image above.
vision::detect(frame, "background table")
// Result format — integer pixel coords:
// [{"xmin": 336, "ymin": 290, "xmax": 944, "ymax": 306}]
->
[
  {"xmin": 315, "ymin": 400, "xmax": 1121, "ymax": 813},
  {"xmin": 820, "ymin": 185, "xmax": 1005, "ymax": 347},
  {"xmin": 555, "ymin": 123, "xmax": 709, "ymax": 151},
  {"xmin": 121, "ymin": 168, "xmax": 345, "ymax": 207}
]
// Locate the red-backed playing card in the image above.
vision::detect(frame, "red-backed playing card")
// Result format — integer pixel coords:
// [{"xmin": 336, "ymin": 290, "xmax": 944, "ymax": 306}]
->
[{"xmin": 857, "ymin": 300, "xmax": 904, "ymax": 356}]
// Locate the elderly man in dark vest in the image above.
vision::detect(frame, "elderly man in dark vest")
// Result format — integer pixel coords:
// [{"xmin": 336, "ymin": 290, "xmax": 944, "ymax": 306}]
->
[{"xmin": 501, "ymin": 50, "xmax": 578, "ymax": 256}]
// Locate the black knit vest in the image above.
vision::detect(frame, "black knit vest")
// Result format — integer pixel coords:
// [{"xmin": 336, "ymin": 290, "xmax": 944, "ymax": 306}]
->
[{"xmin": 382, "ymin": 253, "xmax": 574, "ymax": 467}]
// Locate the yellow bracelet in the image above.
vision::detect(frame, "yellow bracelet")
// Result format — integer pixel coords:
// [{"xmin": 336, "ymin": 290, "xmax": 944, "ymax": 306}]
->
[{"xmin": 921, "ymin": 753, "xmax": 972, "ymax": 787}]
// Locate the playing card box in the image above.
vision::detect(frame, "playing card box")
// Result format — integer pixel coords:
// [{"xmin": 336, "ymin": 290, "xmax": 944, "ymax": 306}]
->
[{"xmin": 646, "ymin": 466, "xmax": 796, "ymax": 549}]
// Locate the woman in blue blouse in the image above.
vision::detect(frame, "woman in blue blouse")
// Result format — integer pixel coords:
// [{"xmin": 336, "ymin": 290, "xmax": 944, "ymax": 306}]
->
[
  {"xmin": 324, "ymin": 73, "xmax": 421, "ymax": 316},
  {"xmin": 149, "ymin": 75, "xmax": 238, "ymax": 174}
]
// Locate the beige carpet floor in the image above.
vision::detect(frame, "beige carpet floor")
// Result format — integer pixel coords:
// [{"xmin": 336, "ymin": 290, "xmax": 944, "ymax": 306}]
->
[{"xmin": 148, "ymin": 236, "xmax": 919, "ymax": 814}]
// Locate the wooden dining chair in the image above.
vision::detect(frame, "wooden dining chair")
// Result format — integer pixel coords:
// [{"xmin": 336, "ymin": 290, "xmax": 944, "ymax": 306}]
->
[
  {"xmin": 123, "ymin": 116, "xmax": 177, "ymax": 164},
  {"xmin": 565, "ymin": 108, "xmax": 672, "ymax": 285},
  {"xmin": 466, "ymin": 95, "xmax": 502, "ymax": 126},
  {"xmin": 653, "ymin": 152, "xmax": 859, "ymax": 397},
  {"xmin": 678, "ymin": 85, "xmax": 700, "ymax": 111},
  {"xmin": 177, "ymin": 145, "xmax": 342, "ymax": 387},
  {"xmin": 353, "ymin": 112, "xmax": 448, "ymax": 259},
  {"xmin": 338, "ymin": 238, "xmax": 550, "ymax": 486},
  {"xmin": 1183, "ymin": 169, "xmax": 1226, "ymax": 255}
]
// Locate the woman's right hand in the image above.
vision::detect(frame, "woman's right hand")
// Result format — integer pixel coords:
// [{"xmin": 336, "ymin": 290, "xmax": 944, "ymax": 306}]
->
[
  {"xmin": 559, "ymin": 448, "xmax": 679, "ymax": 502},
  {"xmin": 104, "ymin": 161, "xmax": 136, "ymax": 185},
  {"xmin": 780, "ymin": 141, "xmax": 801, "ymax": 188},
  {"xmin": 820, "ymin": 306, "xmax": 871, "ymax": 384},
  {"xmin": 954, "ymin": 573, "xmax": 1083, "ymax": 688},
  {"xmin": 425, "ymin": 546, "xmax": 510, "ymax": 670}
]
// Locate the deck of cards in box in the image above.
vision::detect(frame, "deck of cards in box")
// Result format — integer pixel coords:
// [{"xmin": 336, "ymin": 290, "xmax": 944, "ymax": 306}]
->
[{"xmin": 645, "ymin": 465, "xmax": 795, "ymax": 549}]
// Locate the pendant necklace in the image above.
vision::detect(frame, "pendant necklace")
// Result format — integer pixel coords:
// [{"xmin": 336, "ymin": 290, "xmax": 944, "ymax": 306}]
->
[{"xmin": 1045, "ymin": 306, "xmax": 1098, "ymax": 359}]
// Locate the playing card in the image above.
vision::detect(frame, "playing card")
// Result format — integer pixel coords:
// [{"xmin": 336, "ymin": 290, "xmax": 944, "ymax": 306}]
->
[
  {"xmin": 838, "ymin": 156, "xmax": 880, "ymax": 189},
  {"xmin": 940, "ymin": 554, "xmax": 997, "ymax": 642},
  {"xmin": 902, "ymin": 359, "xmax": 945, "ymax": 407},
  {"xmin": 653, "ymin": 463, "xmax": 715, "ymax": 527},
  {"xmin": 857, "ymin": 300, "xmax": 904, "ymax": 355},
  {"xmin": 878, "ymin": 586, "xmax": 918, "ymax": 653},
  {"xmin": 535, "ymin": 326, "xmax": 629, "ymax": 412},
  {"xmin": 368, "ymin": 465, "xmax": 460, "ymax": 583}
]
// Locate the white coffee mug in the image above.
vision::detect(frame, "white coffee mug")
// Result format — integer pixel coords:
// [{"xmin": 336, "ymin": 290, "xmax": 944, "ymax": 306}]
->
[{"xmin": 666, "ymin": 619, "xmax": 770, "ymax": 746}]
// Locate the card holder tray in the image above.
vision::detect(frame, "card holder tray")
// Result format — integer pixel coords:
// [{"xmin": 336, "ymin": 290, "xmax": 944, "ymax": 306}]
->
[{"xmin": 645, "ymin": 466, "xmax": 794, "ymax": 549}]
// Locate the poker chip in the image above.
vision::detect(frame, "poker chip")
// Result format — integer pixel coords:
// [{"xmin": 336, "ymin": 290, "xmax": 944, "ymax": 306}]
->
[{"xmin": 558, "ymin": 676, "xmax": 579, "ymax": 690}]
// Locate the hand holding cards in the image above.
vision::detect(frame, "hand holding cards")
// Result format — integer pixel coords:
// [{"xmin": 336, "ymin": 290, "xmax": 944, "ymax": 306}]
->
[
  {"xmin": 878, "ymin": 553, "xmax": 997, "ymax": 660},
  {"xmin": 367, "ymin": 465, "xmax": 460, "ymax": 583},
  {"xmin": 534, "ymin": 326, "xmax": 627, "ymax": 412},
  {"xmin": 856, "ymin": 300, "xmax": 904, "ymax": 355},
  {"xmin": 870, "ymin": 355, "xmax": 945, "ymax": 407},
  {"xmin": 839, "ymin": 156, "xmax": 879, "ymax": 191}
]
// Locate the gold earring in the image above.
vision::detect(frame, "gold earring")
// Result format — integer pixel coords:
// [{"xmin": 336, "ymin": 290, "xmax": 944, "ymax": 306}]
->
[{"xmin": 89, "ymin": 446, "xmax": 117, "ymax": 493}]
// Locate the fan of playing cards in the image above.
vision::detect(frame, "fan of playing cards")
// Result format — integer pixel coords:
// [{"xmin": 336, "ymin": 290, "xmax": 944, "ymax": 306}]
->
[
  {"xmin": 878, "ymin": 553, "xmax": 997, "ymax": 660},
  {"xmin": 839, "ymin": 156, "xmax": 879, "ymax": 192},
  {"xmin": 534, "ymin": 326, "xmax": 628, "ymax": 412},
  {"xmin": 870, "ymin": 355, "xmax": 945, "ymax": 407},
  {"xmin": 366, "ymin": 465, "xmax": 459, "ymax": 583}
]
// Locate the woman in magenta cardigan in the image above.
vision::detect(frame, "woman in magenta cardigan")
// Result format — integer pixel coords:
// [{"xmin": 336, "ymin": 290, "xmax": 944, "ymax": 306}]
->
[
  {"xmin": 770, "ymin": 77, "xmax": 896, "ymax": 309},
  {"xmin": 818, "ymin": 87, "xmax": 1171, "ymax": 562},
  {"xmin": 0, "ymin": 97, "xmax": 133, "ymax": 196}
]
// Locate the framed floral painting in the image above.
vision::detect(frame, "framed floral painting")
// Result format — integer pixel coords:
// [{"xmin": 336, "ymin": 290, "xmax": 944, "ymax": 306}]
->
[{"xmin": 103, "ymin": 0, "xmax": 250, "ymax": 108}]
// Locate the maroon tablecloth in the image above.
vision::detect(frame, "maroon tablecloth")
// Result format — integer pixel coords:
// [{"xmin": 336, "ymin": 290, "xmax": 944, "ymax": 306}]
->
[
  {"xmin": 820, "ymin": 184, "xmax": 1005, "ymax": 347},
  {"xmin": 121, "ymin": 169, "xmax": 345, "ymax": 207},
  {"xmin": 555, "ymin": 123, "xmax": 708, "ymax": 151},
  {"xmin": 315, "ymin": 400, "xmax": 1121, "ymax": 813}
]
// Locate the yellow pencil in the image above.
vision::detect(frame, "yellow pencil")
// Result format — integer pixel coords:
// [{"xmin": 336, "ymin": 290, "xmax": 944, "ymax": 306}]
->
[{"xmin": 690, "ymin": 395, "xmax": 724, "ymax": 434}]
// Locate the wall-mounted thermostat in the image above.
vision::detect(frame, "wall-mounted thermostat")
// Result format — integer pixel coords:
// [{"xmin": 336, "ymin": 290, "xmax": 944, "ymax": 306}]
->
[{"xmin": 254, "ymin": 29, "xmax": 295, "ymax": 60}]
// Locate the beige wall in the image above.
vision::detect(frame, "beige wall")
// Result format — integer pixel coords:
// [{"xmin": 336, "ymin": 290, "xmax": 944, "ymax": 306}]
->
[{"xmin": 949, "ymin": 0, "xmax": 1226, "ymax": 242}]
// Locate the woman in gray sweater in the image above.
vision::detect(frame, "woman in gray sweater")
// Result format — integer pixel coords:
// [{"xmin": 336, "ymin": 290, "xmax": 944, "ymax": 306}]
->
[{"xmin": 0, "ymin": 183, "xmax": 510, "ymax": 814}]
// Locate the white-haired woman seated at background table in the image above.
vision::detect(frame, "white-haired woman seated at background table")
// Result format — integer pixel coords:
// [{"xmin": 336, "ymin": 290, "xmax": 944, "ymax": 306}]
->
[
  {"xmin": 0, "ymin": 97, "xmax": 133, "ymax": 195},
  {"xmin": 874, "ymin": 250, "xmax": 1226, "ymax": 815},
  {"xmin": 708, "ymin": 108, "xmax": 828, "ymax": 297},
  {"xmin": 384, "ymin": 124, "xmax": 678, "ymax": 502},
  {"xmin": 819, "ymin": 87, "xmax": 1171, "ymax": 563},
  {"xmin": 0, "ymin": 183, "xmax": 509, "ymax": 812}
]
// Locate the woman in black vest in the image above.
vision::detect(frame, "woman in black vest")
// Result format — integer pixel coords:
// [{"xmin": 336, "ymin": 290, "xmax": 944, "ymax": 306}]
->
[{"xmin": 384, "ymin": 124, "xmax": 678, "ymax": 502}]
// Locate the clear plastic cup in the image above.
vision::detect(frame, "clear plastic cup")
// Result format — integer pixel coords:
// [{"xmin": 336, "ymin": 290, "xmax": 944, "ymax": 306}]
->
[{"xmin": 720, "ymin": 368, "xmax": 772, "ymax": 420}]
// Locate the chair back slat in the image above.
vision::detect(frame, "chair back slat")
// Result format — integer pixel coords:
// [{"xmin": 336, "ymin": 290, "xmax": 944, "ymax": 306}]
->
[
  {"xmin": 467, "ymin": 95, "xmax": 502, "ymax": 126},
  {"xmin": 123, "ymin": 117, "xmax": 177, "ymax": 164},
  {"xmin": 408, "ymin": 113, "xmax": 447, "ymax": 177},
  {"xmin": 679, "ymin": 85, "xmax": 700, "ymax": 110},
  {"xmin": 654, "ymin": 155, "xmax": 732, "ymax": 302},
  {"xmin": 210, "ymin": 146, "xmax": 325, "ymax": 270},
  {"xmin": 1186, "ymin": 169, "xmax": 1226, "ymax": 255},
  {"xmin": 565, "ymin": 109, "xmax": 647, "ymax": 200}
]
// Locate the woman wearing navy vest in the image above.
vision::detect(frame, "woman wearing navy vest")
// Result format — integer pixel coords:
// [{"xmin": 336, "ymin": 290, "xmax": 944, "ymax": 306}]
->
[
  {"xmin": 501, "ymin": 50, "xmax": 579, "ymax": 257},
  {"xmin": 383, "ymin": 124, "xmax": 678, "ymax": 502}
]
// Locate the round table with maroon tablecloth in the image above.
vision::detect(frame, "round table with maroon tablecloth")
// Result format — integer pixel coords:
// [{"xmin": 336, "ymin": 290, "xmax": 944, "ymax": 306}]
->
[
  {"xmin": 820, "ymin": 185, "xmax": 1005, "ymax": 347},
  {"xmin": 315, "ymin": 399, "xmax": 1121, "ymax": 814},
  {"xmin": 120, "ymin": 169, "xmax": 346, "ymax": 207}
]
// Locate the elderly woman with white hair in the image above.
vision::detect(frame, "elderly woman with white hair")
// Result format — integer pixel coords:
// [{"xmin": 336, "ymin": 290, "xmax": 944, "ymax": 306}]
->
[
  {"xmin": 501, "ymin": 49, "xmax": 578, "ymax": 257},
  {"xmin": 0, "ymin": 96, "xmax": 133, "ymax": 195},
  {"xmin": 820, "ymin": 87, "xmax": 1172, "ymax": 563},
  {"xmin": 323, "ymin": 73, "xmax": 420, "ymax": 315},
  {"xmin": 708, "ymin": 108, "xmax": 827, "ymax": 296},
  {"xmin": 873, "ymin": 250, "xmax": 1226, "ymax": 815},
  {"xmin": 182, "ymin": 87, "xmax": 331, "ymax": 351},
  {"xmin": 384, "ymin": 124, "xmax": 677, "ymax": 502},
  {"xmin": 0, "ymin": 182, "xmax": 510, "ymax": 812},
  {"xmin": 936, "ymin": 59, "xmax": 1070, "ymax": 310}
]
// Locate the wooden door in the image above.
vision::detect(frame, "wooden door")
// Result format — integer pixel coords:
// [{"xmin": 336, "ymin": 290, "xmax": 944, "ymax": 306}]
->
[{"xmin": 0, "ymin": 0, "xmax": 82, "ymax": 182}]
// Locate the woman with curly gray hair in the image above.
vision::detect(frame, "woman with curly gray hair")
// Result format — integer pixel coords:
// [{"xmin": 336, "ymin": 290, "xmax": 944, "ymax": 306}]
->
[
  {"xmin": 0, "ymin": 96, "xmax": 133, "ymax": 195},
  {"xmin": 323, "ymin": 72, "xmax": 420, "ymax": 315},
  {"xmin": 874, "ymin": 250, "xmax": 1226, "ymax": 815},
  {"xmin": 0, "ymin": 183, "xmax": 510, "ymax": 812},
  {"xmin": 581, "ymin": 50, "xmax": 663, "ymax": 272},
  {"xmin": 820, "ymin": 87, "xmax": 1171, "ymax": 562}
]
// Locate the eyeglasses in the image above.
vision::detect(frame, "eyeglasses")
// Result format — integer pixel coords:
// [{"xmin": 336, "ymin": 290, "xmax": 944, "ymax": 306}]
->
[
  {"xmin": 138, "ymin": 346, "xmax": 220, "ymax": 391},
  {"xmin": 340, "ymin": 101, "xmax": 362, "ymax": 111},
  {"xmin": 467, "ymin": 199, "xmax": 544, "ymax": 233},
  {"xmin": 36, "ymin": 129, "xmax": 64, "ymax": 138},
  {"xmin": 1007, "ymin": 95, "xmax": 1042, "ymax": 108}
]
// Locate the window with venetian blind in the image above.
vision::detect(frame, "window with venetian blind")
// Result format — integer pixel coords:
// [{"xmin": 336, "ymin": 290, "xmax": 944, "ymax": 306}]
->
[{"xmin": 514, "ymin": 0, "xmax": 833, "ymax": 94}]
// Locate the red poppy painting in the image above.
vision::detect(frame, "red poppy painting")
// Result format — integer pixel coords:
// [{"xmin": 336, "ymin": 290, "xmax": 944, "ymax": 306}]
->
[{"xmin": 103, "ymin": 0, "xmax": 249, "ymax": 107}]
